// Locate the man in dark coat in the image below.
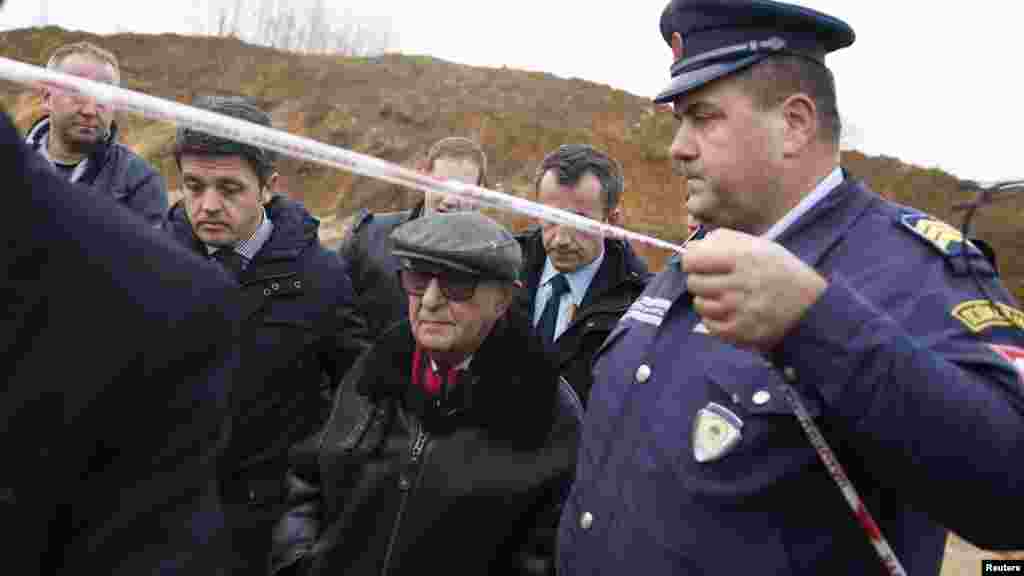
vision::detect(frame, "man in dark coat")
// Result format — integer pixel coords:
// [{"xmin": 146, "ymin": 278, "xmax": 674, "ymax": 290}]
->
[
  {"xmin": 271, "ymin": 211, "xmax": 582, "ymax": 576},
  {"xmin": 0, "ymin": 104, "xmax": 238, "ymax": 574},
  {"xmin": 25, "ymin": 40, "xmax": 167, "ymax": 226},
  {"xmin": 518, "ymin": 144, "xmax": 650, "ymax": 405},
  {"xmin": 335, "ymin": 136, "xmax": 489, "ymax": 340},
  {"xmin": 162, "ymin": 94, "xmax": 368, "ymax": 574}
]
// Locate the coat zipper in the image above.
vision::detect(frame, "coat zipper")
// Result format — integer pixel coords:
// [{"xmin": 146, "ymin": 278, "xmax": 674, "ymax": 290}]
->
[{"xmin": 381, "ymin": 424, "xmax": 430, "ymax": 576}]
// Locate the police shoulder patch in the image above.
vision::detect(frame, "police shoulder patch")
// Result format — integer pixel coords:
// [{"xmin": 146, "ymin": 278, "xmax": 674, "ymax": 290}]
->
[
  {"xmin": 897, "ymin": 209, "xmax": 996, "ymax": 277},
  {"xmin": 898, "ymin": 211, "xmax": 973, "ymax": 257},
  {"xmin": 952, "ymin": 300, "xmax": 1024, "ymax": 333}
]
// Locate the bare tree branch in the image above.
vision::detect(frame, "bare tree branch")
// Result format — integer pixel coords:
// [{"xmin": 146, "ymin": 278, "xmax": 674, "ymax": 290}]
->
[{"xmin": 195, "ymin": 0, "xmax": 394, "ymax": 57}]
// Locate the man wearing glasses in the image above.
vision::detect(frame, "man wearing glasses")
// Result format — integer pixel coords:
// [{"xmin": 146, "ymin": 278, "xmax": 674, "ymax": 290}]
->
[{"xmin": 272, "ymin": 211, "xmax": 581, "ymax": 576}]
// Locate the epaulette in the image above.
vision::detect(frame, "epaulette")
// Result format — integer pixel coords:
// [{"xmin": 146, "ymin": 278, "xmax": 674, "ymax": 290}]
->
[{"xmin": 895, "ymin": 209, "xmax": 996, "ymax": 277}]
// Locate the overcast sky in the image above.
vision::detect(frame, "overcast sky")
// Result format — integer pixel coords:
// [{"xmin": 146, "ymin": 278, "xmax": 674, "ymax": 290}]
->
[{"xmin": 3, "ymin": 1, "xmax": 1022, "ymax": 183}]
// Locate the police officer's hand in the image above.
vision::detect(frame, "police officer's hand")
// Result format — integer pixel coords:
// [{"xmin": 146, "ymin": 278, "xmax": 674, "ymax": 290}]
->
[{"xmin": 681, "ymin": 228, "xmax": 827, "ymax": 353}]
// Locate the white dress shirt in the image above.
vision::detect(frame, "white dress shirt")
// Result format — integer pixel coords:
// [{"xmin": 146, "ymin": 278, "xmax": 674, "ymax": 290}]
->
[{"xmin": 533, "ymin": 248, "xmax": 605, "ymax": 342}]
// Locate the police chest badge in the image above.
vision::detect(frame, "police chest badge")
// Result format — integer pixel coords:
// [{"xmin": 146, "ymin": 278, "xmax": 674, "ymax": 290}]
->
[{"xmin": 692, "ymin": 402, "xmax": 744, "ymax": 463}]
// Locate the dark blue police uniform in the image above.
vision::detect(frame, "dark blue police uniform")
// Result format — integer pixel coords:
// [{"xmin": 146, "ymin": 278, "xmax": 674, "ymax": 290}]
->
[{"xmin": 559, "ymin": 2, "xmax": 1024, "ymax": 574}]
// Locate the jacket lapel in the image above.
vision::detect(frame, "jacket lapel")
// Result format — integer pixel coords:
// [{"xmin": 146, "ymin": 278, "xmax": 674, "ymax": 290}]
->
[{"xmin": 578, "ymin": 239, "xmax": 622, "ymax": 311}]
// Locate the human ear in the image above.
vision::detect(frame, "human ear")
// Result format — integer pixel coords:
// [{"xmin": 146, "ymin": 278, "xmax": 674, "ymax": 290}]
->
[{"xmin": 780, "ymin": 93, "xmax": 817, "ymax": 156}]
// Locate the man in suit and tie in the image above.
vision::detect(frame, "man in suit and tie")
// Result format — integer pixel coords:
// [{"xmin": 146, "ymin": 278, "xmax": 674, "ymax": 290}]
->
[{"xmin": 518, "ymin": 144, "xmax": 651, "ymax": 406}]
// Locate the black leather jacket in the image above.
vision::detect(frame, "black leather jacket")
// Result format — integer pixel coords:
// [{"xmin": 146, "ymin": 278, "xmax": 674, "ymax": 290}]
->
[
  {"xmin": 271, "ymin": 310, "xmax": 582, "ymax": 576},
  {"xmin": 516, "ymin": 229, "xmax": 651, "ymax": 406}
]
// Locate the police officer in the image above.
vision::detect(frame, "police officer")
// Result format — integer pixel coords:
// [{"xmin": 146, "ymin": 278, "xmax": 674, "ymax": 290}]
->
[{"xmin": 558, "ymin": 1, "xmax": 1024, "ymax": 574}]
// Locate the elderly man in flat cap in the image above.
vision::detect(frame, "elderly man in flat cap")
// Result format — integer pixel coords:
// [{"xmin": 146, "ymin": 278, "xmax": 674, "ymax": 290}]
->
[
  {"xmin": 271, "ymin": 211, "xmax": 582, "ymax": 576},
  {"xmin": 559, "ymin": 0, "xmax": 1024, "ymax": 574}
]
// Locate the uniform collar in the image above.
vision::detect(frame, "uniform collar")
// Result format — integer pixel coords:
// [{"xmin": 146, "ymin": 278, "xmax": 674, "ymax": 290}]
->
[
  {"xmin": 775, "ymin": 175, "xmax": 878, "ymax": 268},
  {"xmin": 762, "ymin": 166, "xmax": 844, "ymax": 241}
]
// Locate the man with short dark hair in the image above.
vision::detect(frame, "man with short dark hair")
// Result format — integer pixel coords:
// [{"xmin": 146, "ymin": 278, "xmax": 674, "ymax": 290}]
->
[
  {"xmin": 25, "ymin": 40, "xmax": 167, "ymax": 226},
  {"xmin": 519, "ymin": 144, "xmax": 649, "ymax": 405},
  {"xmin": 337, "ymin": 136, "xmax": 490, "ymax": 340},
  {"xmin": 559, "ymin": 1, "xmax": 1024, "ymax": 574},
  {"xmin": 162, "ymin": 95, "xmax": 368, "ymax": 573}
]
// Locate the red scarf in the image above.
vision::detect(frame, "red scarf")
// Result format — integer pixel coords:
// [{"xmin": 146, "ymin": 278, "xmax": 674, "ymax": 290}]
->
[{"xmin": 411, "ymin": 347, "xmax": 462, "ymax": 396}]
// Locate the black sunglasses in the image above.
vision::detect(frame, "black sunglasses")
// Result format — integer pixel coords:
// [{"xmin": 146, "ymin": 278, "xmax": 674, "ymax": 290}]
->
[{"xmin": 398, "ymin": 268, "xmax": 480, "ymax": 302}]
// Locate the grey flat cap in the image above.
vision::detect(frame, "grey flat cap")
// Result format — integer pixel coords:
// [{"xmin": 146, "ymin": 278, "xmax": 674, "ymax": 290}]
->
[{"xmin": 391, "ymin": 212, "xmax": 522, "ymax": 282}]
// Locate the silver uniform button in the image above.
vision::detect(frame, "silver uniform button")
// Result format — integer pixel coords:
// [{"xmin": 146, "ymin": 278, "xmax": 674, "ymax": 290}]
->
[
  {"xmin": 579, "ymin": 511, "xmax": 594, "ymax": 530},
  {"xmin": 783, "ymin": 366, "xmax": 797, "ymax": 382},
  {"xmin": 635, "ymin": 364, "xmax": 651, "ymax": 383},
  {"xmin": 752, "ymin": 390, "xmax": 771, "ymax": 405}
]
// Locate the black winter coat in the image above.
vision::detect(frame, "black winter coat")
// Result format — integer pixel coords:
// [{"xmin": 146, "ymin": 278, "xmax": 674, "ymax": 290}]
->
[
  {"xmin": 1, "ymin": 111, "xmax": 238, "ymax": 574},
  {"xmin": 271, "ymin": 310, "xmax": 582, "ymax": 576},
  {"xmin": 516, "ymin": 229, "xmax": 651, "ymax": 406},
  {"xmin": 337, "ymin": 203, "xmax": 424, "ymax": 341},
  {"xmin": 164, "ymin": 195, "xmax": 369, "ymax": 572},
  {"xmin": 25, "ymin": 117, "xmax": 168, "ymax": 226}
]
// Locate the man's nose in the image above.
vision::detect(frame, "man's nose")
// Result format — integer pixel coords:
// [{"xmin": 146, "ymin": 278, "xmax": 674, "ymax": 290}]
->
[
  {"xmin": 198, "ymin": 192, "xmax": 223, "ymax": 214},
  {"xmin": 551, "ymin": 225, "xmax": 574, "ymax": 246},
  {"xmin": 421, "ymin": 278, "xmax": 447, "ymax": 309},
  {"xmin": 77, "ymin": 95, "xmax": 99, "ymax": 116},
  {"xmin": 669, "ymin": 121, "xmax": 698, "ymax": 164}
]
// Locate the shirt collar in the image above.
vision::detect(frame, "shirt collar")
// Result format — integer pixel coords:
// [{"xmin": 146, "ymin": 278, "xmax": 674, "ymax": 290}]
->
[
  {"xmin": 761, "ymin": 166, "xmax": 844, "ymax": 242},
  {"xmin": 205, "ymin": 207, "xmax": 273, "ymax": 261},
  {"xmin": 429, "ymin": 355, "xmax": 473, "ymax": 373},
  {"xmin": 539, "ymin": 245, "xmax": 605, "ymax": 304},
  {"xmin": 37, "ymin": 132, "xmax": 90, "ymax": 183}
]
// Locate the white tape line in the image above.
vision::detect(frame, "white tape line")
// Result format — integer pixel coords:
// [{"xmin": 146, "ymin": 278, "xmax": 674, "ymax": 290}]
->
[{"xmin": 0, "ymin": 56, "xmax": 683, "ymax": 255}]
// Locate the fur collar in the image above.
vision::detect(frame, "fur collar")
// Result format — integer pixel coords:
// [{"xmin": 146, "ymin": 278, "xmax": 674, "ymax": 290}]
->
[{"xmin": 356, "ymin": 307, "xmax": 559, "ymax": 442}]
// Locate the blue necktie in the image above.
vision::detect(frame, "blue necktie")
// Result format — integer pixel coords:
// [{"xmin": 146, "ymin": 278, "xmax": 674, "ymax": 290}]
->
[{"xmin": 538, "ymin": 274, "xmax": 570, "ymax": 352}]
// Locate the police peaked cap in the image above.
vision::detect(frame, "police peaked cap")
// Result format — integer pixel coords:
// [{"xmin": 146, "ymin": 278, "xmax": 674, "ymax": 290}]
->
[{"xmin": 655, "ymin": 0, "xmax": 855, "ymax": 104}]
